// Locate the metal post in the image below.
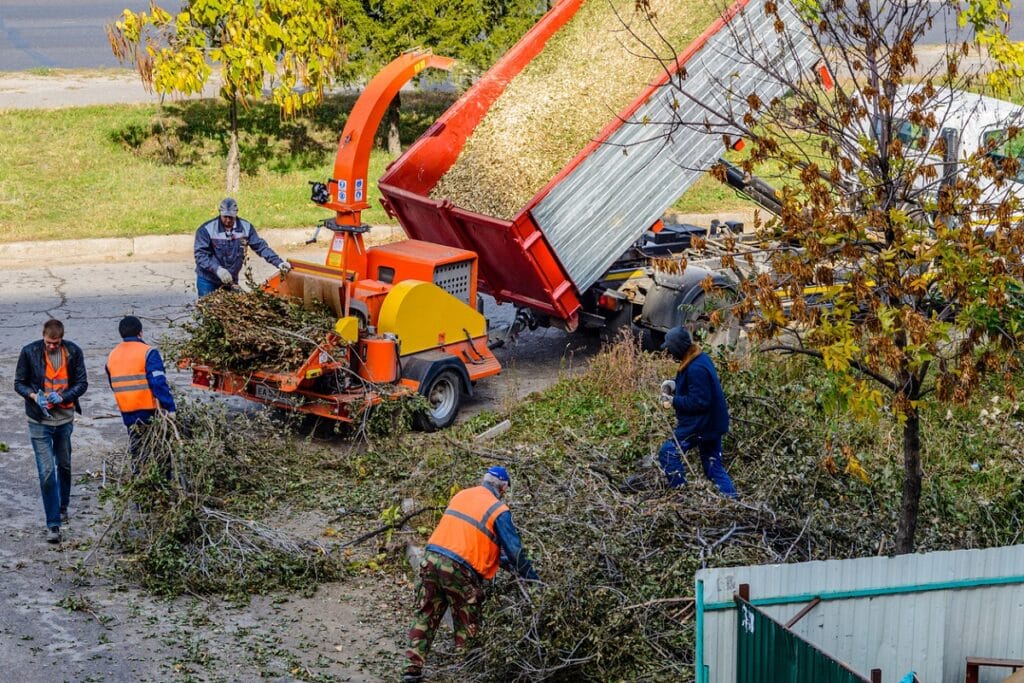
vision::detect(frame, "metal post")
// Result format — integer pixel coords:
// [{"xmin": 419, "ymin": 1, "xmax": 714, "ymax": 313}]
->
[
  {"xmin": 870, "ymin": 669, "xmax": 882, "ymax": 683},
  {"xmin": 738, "ymin": 583, "xmax": 750, "ymax": 601},
  {"xmin": 695, "ymin": 579, "xmax": 705, "ymax": 683}
]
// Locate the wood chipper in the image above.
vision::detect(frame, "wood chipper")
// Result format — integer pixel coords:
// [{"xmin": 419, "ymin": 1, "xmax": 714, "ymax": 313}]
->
[{"xmin": 188, "ymin": 50, "xmax": 501, "ymax": 430}]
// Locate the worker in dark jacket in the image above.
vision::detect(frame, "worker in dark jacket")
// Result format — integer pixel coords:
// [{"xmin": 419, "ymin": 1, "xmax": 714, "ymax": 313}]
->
[
  {"xmin": 14, "ymin": 319, "xmax": 89, "ymax": 543},
  {"xmin": 105, "ymin": 316, "xmax": 176, "ymax": 468},
  {"xmin": 193, "ymin": 197, "xmax": 291, "ymax": 297},
  {"xmin": 403, "ymin": 466, "xmax": 538, "ymax": 683},
  {"xmin": 658, "ymin": 326, "xmax": 737, "ymax": 498}
]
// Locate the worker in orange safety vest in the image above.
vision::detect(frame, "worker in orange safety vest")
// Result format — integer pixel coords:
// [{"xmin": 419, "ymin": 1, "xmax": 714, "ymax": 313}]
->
[
  {"xmin": 14, "ymin": 318, "xmax": 89, "ymax": 544},
  {"xmin": 403, "ymin": 466, "xmax": 539, "ymax": 683},
  {"xmin": 105, "ymin": 316, "xmax": 176, "ymax": 468}
]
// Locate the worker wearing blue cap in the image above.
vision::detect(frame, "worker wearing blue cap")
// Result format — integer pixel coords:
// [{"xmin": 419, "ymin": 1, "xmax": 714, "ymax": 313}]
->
[
  {"xmin": 193, "ymin": 197, "xmax": 291, "ymax": 297},
  {"xmin": 403, "ymin": 466, "xmax": 538, "ymax": 683},
  {"xmin": 657, "ymin": 326, "xmax": 737, "ymax": 498}
]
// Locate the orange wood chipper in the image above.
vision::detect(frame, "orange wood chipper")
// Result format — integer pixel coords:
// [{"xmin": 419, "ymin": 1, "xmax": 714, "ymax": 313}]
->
[{"xmin": 188, "ymin": 50, "xmax": 501, "ymax": 430}]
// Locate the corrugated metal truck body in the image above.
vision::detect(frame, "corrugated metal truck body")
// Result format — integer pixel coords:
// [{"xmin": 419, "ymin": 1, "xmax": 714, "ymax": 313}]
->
[{"xmin": 379, "ymin": 0, "xmax": 816, "ymax": 326}]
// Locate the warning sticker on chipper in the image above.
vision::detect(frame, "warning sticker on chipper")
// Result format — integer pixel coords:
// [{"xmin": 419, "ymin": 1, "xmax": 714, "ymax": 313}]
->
[
  {"xmin": 337, "ymin": 180, "xmax": 347, "ymax": 203},
  {"xmin": 355, "ymin": 178, "xmax": 364, "ymax": 202}
]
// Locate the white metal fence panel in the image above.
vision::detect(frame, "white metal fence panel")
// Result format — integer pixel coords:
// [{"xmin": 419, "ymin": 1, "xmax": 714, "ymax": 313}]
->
[{"xmin": 696, "ymin": 545, "xmax": 1024, "ymax": 683}]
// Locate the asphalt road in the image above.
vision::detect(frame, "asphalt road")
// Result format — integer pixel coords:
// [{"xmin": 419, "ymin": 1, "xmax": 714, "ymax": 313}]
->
[
  {"xmin": 0, "ymin": 1, "xmax": 151, "ymax": 71},
  {"xmin": 2, "ymin": 1, "xmax": 1022, "ymax": 72}
]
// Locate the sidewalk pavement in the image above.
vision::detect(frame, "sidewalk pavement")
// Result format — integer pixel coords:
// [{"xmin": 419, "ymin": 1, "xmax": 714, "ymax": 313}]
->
[
  {"xmin": 0, "ymin": 211, "xmax": 754, "ymax": 267},
  {"xmin": 0, "ymin": 225, "xmax": 405, "ymax": 266}
]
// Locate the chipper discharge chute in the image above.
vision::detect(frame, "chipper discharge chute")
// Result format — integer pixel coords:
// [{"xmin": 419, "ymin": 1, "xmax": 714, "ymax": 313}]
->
[{"xmin": 188, "ymin": 50, "xmax": 501, "ymax": 430}]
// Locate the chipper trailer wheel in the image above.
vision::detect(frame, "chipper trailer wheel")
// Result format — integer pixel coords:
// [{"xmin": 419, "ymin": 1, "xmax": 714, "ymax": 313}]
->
[{"xmin": 413, "ymin": 369, "xmax": 463, "ymax": 431}]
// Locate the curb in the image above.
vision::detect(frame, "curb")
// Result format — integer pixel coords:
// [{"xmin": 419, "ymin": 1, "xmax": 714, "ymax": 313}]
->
[
  {"xmin": 0, "ymin": 213, "xmax": 753, "ymax": 266},
  {"xmin": 0, "ymin": 225, "xmax": 405, "ymax": 265}
]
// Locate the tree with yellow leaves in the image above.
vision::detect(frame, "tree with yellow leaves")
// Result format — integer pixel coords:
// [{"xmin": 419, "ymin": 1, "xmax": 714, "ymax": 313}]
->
[{"xmin": 107, "ymin": 0, "xmax": 355, "ymax": 192}]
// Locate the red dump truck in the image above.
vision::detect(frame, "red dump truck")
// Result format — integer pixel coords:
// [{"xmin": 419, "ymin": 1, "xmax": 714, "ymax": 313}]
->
[{"xmin": 378, "ymin": 0, "xmax": 817, "ymax": 346}]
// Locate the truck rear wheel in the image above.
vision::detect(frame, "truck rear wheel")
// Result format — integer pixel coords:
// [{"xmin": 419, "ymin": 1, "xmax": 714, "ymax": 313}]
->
[
  {"xmin": 640, "ymin": 327, "xmax": 665, "ymax": 352},
  {"xmin": 413, "ymin": 369, "xmax": 462, "ymax": 431}
]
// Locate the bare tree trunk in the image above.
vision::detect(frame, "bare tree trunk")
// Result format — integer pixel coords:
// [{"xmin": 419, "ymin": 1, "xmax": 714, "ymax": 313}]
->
[
  {"xmin": 386, "ymin": 91, "xmax": 401, "ymax": 157},
  {"xmin": 226, "ymin": 97, "xmax": 240, "ymax": 194},
  {"xmin": 895, "ymin": 408, "xmax": 922, "ymax": 554}
]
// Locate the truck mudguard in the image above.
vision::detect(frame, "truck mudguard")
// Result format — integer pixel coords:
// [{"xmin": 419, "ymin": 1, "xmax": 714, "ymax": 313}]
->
[{"xmin": 639, "ymin": 266, "xmax": 737, "ymax": 332}]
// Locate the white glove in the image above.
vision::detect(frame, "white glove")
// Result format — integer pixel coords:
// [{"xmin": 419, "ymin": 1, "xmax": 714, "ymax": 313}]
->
[
  {"xmin": 660, "ymin": 379, "xmax": 676, "ymax": 397},
  {"xmin": 279, "ymin": 260, "xmax": 292, "ymax": 275},
  {"xmin": 216, "ymin": 267, "xmax": 233, "ymax": 285}
]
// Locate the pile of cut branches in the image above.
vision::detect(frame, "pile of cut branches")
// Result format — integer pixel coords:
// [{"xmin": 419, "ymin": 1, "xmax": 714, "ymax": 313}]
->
[
  {"xmin": 172, "ymin": 283, "xmax": 336, "ymax": 373},
  {"xmin": 99, "ymin": 400, "xmax": 343, "ymax": 596},
  {"xmin": 392, "ymin": 338, "xmax": 1024, "ymax": 681}
]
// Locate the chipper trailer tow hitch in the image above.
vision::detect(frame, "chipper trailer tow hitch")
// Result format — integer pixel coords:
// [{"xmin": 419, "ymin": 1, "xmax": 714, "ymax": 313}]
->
[{"xmin": 187, "ymin": 50, "xmax": 502, "ymax": 430}]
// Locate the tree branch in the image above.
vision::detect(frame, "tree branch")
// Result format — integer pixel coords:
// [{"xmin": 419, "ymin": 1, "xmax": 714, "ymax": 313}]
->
[{"xmin": 760, "ymin": 344, "xmax": 897, "ymax": 392}]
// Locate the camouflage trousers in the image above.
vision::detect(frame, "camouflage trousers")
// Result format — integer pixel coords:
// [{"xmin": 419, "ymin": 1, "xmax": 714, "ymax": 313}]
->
[{"xmin": 405, "ymin": 551, "xmax": 485, "ymax": 670}]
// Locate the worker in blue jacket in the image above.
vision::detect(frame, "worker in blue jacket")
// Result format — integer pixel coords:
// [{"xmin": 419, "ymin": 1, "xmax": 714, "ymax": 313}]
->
[
  {"xmin": 105, "ymin": 316, "xmax": 176, "ymax": 469},
  {"xmin": 657, "ymin": 326, "xmax": 738, "ymax": 498},
  {"xmin": 193, "ymin": 197, "xmax": 291, "ymax": 297}
]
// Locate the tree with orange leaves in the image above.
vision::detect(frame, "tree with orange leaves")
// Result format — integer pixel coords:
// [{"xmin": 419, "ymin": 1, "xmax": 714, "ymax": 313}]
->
[{"xmin": 636, "ymin": 0, "xmax": 1024, "ymax": 552}]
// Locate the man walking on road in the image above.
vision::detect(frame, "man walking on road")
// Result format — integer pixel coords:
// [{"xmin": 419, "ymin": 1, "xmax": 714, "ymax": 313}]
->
[
  {"xmin": 656, "ymin": 326, "xmax": 738, "ymax": 498},
  {"xmin": 105, "ymin": 316, "xmax": 176, "ymax": 469},
  {"xmin": 14, "ymin": 319, "xmax": 89, "ymax": 543},
  {"xmin": 193, "ymin": 197, "xmax": 291, "ymax": 297},
  {"xmin": 403, "ymin": 467, "xmax": 539, "ymax": 683}
]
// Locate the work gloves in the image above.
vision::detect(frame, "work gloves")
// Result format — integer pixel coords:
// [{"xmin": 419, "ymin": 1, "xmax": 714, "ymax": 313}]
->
[
  {"xmin": 35, "ymin": 392, "xmax": 52, "ymax": 417},
  {"xmin": 215, "ymin": 266, "xmax": 233, "ymax": 285},
  {"xmin": 659, "ymin": 379, "xmax": 675, "ymax": 410},
  {"xmin": 279, "ymin": 260, "xmax": 292, "ymax": 275},
  {"xmin": 46, "ymin": 391, "xmax": 62, "ymax": 405}
]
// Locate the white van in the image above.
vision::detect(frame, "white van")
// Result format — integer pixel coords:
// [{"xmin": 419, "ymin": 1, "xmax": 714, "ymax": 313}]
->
[{"xmin": 868, "ymin": 85, "xmax": 1024, "ymax": 223}]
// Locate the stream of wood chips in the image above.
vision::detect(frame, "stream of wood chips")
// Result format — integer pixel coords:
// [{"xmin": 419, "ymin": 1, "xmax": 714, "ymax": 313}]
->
[{"xmin": 431, "ymin": 0, "xmax": 722, "ymax": 219}]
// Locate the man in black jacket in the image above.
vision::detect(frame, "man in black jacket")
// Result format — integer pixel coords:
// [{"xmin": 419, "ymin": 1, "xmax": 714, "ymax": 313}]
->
[{"xmin": 14, "ymin": 319, "xmax": 89, "ymax": 543}]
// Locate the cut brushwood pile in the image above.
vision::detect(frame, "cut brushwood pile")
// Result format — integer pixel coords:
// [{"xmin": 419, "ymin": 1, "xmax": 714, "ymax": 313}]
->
[
  {"xmin": 388, "ymin": 338, "xmax": 1024, "ymax": 681},
  {"xmin": 174, "ymin": 285, "xmax": 337, "ymax": 373},
  {"xmin": 97, "ymin": 401, "xmax": 344, "ymax": 596},
  {"xmin": 430, "ymin": 0, "xmax": 719, "ymax": 219}
]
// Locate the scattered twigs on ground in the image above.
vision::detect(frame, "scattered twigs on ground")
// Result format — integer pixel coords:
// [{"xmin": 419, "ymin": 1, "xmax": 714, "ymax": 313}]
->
[
  {"xmin": 340, "ymin": 506, "xmax": 441, "ymax": 549},
  {"xmin": 98, "ymin": 400, "xmax": 344, "ymax": 596}
]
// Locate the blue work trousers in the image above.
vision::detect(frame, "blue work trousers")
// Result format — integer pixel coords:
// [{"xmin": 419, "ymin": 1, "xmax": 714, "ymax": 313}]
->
[
  {"xmin": 196, "ymin": 275, "xmax": 223, "ymax": 297},
  {"xmin": 28, "ymin": 421, "xmax": 74, "ymax": 529},
  {"xmin": 657, "ymin": 434, "xmax": 738, "ymax": 498}
]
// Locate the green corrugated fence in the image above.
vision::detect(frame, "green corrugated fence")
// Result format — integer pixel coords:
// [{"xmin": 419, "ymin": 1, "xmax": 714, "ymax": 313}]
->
[{"xmin": 735, "ymin": 597, "xmax": 871, "ymax": 683}]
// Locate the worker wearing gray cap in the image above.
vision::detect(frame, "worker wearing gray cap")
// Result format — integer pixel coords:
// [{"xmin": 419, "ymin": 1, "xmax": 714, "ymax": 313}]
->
[{"xmin": 193, "ymin": 197, "xmax": 291, "ymax": 297}]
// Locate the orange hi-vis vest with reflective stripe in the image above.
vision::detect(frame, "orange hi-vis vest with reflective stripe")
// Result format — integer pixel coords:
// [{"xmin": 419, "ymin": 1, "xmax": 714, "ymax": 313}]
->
[
  {"xmin": 107, "ymin": 341, "xmax": 157, "ymax": 413},
  {"xmin": 44, "ymin": 347, "xmax": 74, "ymax": 409},
  {"xmin": 427, "ymin": 486, "xmax": 509, "ymax": 580}
]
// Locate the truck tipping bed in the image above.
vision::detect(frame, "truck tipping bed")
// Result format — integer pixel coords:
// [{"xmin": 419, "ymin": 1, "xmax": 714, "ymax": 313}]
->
[{"xmin": 378, "ymin": 0, "xmax": 816, "ymax": 328}]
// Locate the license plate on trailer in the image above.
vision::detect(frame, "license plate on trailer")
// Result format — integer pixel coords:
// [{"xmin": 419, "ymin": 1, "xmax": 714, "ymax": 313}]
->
[{"xmin": 253, "ymin": 384, "xmax": 299, "ymax": 405}]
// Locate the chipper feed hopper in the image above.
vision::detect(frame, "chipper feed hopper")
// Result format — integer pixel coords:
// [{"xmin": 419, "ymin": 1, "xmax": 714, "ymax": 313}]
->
[{"xmin": 189, "ymin": 51, "xmax": 501, "ymax": 430}]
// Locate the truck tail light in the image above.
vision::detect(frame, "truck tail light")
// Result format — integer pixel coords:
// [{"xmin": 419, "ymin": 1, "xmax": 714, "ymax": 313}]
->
[{"xmin": 598, "ymin": 294, "xmax": 622, "ymax": 311}]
